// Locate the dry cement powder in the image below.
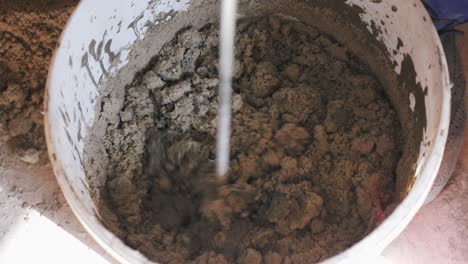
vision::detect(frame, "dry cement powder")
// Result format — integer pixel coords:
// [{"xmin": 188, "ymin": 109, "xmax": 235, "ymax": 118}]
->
[{"xmin": 91, "ymin": 16, "xmax": 402, "ymax": 263}]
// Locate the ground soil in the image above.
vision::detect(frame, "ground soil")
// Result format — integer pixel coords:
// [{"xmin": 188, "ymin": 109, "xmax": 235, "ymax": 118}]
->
[
  {"xmin": 0, "ymin": 0, "xmax": 77, "ymax": 163},
  {"xmin": 96, "ymin": 16, "xmax": 403, "ymax": 263}
]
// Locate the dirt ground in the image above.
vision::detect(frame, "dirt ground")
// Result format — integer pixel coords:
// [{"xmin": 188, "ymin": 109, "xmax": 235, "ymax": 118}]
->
[
  {"xmin": 0, "ymin": 0, "xmax": 78, "ymax": 163},
  {"xmin": 0, "ymin": 1, "xmax": 114, "ymax": 262}
]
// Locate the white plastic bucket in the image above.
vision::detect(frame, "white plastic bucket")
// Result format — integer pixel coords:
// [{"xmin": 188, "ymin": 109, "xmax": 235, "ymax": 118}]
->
[{"xmin": 45, "ymin": 0, "xmax": 451, "ymax": 263}]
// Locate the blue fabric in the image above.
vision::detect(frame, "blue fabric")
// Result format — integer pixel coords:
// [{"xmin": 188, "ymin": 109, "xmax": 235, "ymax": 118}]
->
[{"xmin": 422, "ymin": 0, "xmax": 468, "ymax": 31}]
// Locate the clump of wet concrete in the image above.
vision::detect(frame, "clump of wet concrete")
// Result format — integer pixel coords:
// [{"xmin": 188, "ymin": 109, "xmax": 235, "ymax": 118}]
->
[{"xmin": 90, "ymin": 16, "xmax": 402, "ymax": 263}]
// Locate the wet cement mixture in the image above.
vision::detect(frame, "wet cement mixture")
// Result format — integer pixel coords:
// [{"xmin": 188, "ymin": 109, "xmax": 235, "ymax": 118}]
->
[
  {"xmin": 93, "ymin": 16, "xmax": 403, "ymax": 263},
  {"xmin": 0, "ymin": 0, "xmax": 77, "ymax": 163}
]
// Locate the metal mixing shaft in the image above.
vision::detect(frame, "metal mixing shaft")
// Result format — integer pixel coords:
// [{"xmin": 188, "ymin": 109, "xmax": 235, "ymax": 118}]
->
[{"xmin": 217, "ymin": 0, "xmax": 238, "ymax": 178}]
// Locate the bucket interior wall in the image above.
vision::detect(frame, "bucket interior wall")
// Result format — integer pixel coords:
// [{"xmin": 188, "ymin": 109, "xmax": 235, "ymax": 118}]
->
[{"xmin": 45, "ymin": 0, "xmax": 450, "ymax": 263}]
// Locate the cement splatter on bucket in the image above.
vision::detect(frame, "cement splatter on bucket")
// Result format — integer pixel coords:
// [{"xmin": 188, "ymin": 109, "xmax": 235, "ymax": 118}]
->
[{"xmin": 45, "ymin": 0, "xmax": 450, "ymax": 263}]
